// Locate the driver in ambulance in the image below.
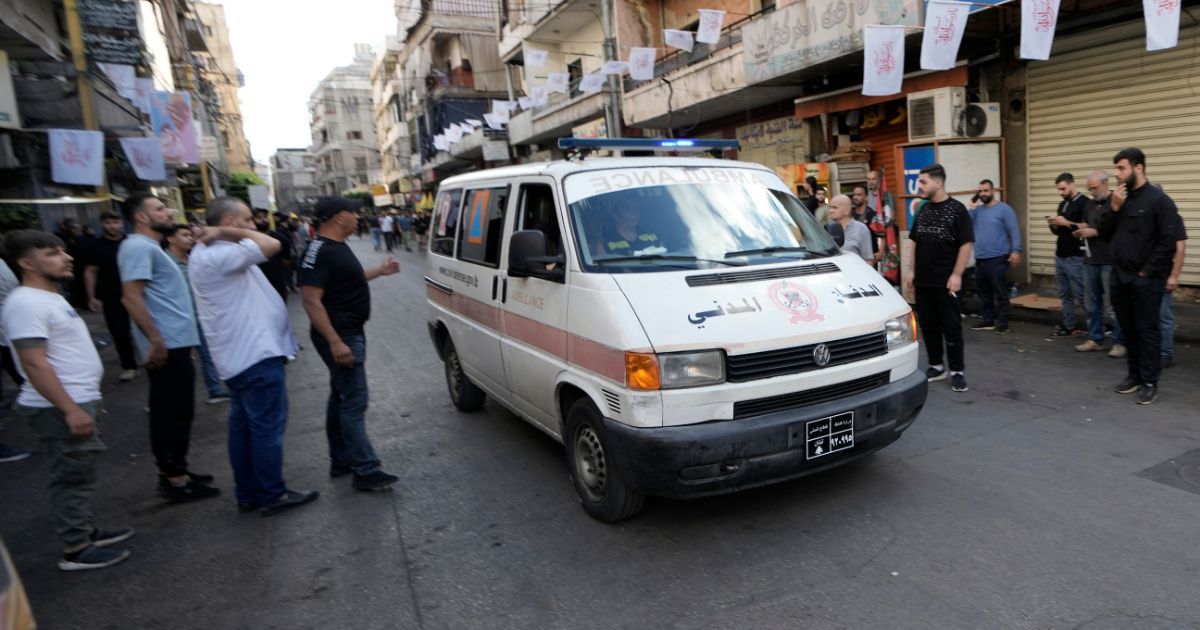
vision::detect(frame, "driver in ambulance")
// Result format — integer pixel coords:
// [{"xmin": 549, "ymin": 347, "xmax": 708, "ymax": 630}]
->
[{"xmin": 596, "ymin": 205, "xmax": 665, "ymax": 257}]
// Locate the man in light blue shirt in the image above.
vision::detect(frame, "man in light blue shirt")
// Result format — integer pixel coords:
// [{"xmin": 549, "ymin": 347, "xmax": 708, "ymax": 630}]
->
[
  {"xmin": 118, "ymin": 193, "xmax": 218, "ymax": 503},
  {"xmin": 969, "ymin": 179, "xmax": 1022, "ymax": 334}
]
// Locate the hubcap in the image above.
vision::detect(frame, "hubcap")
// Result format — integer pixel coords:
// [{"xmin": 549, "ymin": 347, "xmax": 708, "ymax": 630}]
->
[
  {"xmin": 446, "ymin": 351, "xmax": 461, "ymax": 400},
  {"xmin": 574, "ymin": 425, "xmax": 606, "ymax": 502}
]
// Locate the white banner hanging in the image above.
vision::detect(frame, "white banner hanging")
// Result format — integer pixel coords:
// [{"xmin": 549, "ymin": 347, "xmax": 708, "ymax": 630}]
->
[
  {"xmin": 579, "ymin": 73, "xmax": 606, "ymax": 93},
  {"xmin": 483, "ymin": 113, "xmax": 504, "ymax": 130},
  {"xmin": 601, "ymin": 61, "xmax": 629, "ymax": 75},
  {"xmin": 97, "ymin": 63, "xmax": 137, "ymax": 101},
  {"xmin": 525, "ymin": 48, "xmax": 549, "ymax": 67},
  {"xmin": 664, "ymin": 29, "xmax": 695, "ymax": 52},
  {"xmin": 446, "ymin": 125, "xmax": 463, "ymax": 143},
  {"xmin": 433, "ymin": 134, "xmax": 448, "ymax": 151},
  {"xmin": 862, "ymin": 26, "xmax": 906, "ymax": 96},
  {"xmin": 696, "ymin": 9, "xmax": 726, "ymax": 44},
  {"xmin": 628, "ymin": 47, "xmax": 657, "ymax": 81},
  {"xmin": 465, "ymin": 119, "xmax": 483, "ymax": 129},
  {"xmin": 1020, "ymin": 0, "xmax": 1060, "ymax": 60},
  {"xmin": 530, "ymin": 86, "xmax": 549, "ymax": 107},
  {"xmin": 920, "ymin": 1, "xmax": 969, "ymax": 70},
  {"xmin": 132, "ymin": 78, "xmax": 154, "ymax": 113},
  {"xmin": 1144, "ymin": 0, "xmax": 1181, "ymax": 50},
  {"xmin": 547, "ymin": 72, "xmax": 570, "ymax": 94},
  {"xmin": 489, "ymin": 106, "xmax": 510, "ymax": 124},
  {"xmin": 119, "ymin": 137, "xmax": 166, "ymax": 181},
  {"xmin": 518, "ymin": 96, "xmax": 533, "ymax": 109},
  {"xmin": 49, "ymin": 129, "xmax": 105, "ymax": 187},
  {"xmin": 492, "ymin": 100, "xmax": 517, "ymax": 115}
]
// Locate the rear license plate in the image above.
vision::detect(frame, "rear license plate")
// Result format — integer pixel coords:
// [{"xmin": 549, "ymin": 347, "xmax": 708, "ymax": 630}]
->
[{"xmin": 804, "ymin": 412, "xmax": 854, "ymax": 460}]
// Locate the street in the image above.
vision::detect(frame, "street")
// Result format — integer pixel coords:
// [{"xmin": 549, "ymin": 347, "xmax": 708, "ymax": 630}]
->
[{"xmin": 2, "ymin": 236, "xmax": 1199, "ymax": 630}]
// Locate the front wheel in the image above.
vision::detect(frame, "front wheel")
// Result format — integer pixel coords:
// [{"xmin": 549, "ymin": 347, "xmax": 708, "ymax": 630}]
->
[
  {"xmin": 564, "ymin": 399, "xmax": 645, "ymax": 522},
  {"xmin": 444, "ymin": 338, "xmax": 485, "ymax": 412}
]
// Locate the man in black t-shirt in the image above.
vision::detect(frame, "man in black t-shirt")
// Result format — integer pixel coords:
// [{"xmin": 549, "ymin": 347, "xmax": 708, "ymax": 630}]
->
[
  {"xmin": 1046, "ymin": 173, "xmax": 1089, "ymax": 336},
  {"xmin": 252, "ymin": 208, "xmax": 293, "ymax": 303},
  {"xmin": 904, "ymin": 163, "xmax": 974, "ymax": 393},
  {"xmin": 83, "ymin": 211, "xmax": 137, "ymax": 380},
  {"xmin": 299, "ymin": 197, "xmax": 401, "ymax": 491}
]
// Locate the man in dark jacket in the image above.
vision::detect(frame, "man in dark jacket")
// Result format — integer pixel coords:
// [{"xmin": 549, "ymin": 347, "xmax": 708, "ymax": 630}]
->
[{"xmin": 1098, "ymin": 148, "xmax": 1178, "ymax": 405}]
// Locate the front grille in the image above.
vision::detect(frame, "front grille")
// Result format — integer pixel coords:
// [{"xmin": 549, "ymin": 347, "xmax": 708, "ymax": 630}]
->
[
  {"xmin": 732, "ymin": 372, "xmax": 890, "ymax": 420},
  {"xmin": 726, "ymin": 331, "xmax": 888, "ymax": 382},
  {"xmin": 686, "ymin": 262, "xmax": 839, "ymax": 287}
]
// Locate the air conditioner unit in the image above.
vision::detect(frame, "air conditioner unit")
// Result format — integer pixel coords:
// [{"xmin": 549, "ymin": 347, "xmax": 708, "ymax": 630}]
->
[
  {"xmin": 958, "ymin": 102, "xmax": 1001, "ymax": 138},
  {"xmin": 907, "ymin": 87, "xmax": 966, "ymax": 142}
]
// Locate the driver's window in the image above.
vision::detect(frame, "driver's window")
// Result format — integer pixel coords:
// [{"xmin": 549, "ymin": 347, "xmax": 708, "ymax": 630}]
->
[{"xmin": 516, "ymin": 183, "xmax": 563, "ymax": 258}]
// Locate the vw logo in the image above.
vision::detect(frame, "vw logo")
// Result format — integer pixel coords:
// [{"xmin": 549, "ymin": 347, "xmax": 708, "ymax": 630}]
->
[{"xmin": 812, "ymin": 343, "xmax": 831, "ymax": 367}]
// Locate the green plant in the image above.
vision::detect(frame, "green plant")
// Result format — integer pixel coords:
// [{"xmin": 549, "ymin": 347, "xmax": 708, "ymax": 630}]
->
[
  {"xmin": 0, "ymin": 204, "xmax": 39, "ymax": 232},
  {"xmin": 226, "ymin": 171, "xmax": 266, "ymax": 206}
]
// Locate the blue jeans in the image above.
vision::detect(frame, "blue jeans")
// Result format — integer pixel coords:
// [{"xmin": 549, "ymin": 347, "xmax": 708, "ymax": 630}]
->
[
  {"xmin": 197, "ymin": 322, "xmax": 228, "ymax": 399},
  {"xmin": 369, "ymin": 227, "xmax": 382, "ymax": 251},
  {"xmin": 226, "ymin": 357, "xmax": 288, "ymax": 506},
  {"xmin": 1055, "ymin": 256, "xmax": 1085, "ymax": 329},
  {"xmin": 1161, "ymin": 291, "xmax": 1175, "ymax": 359},
  {"xmin": 1083, "ymin": 263, "xmax": 1124, "ymax": 345},
  {"xmin": 311, "ymin": 332, "xmax": 380, "ymax": 476},
  {"xmin": 974, "ymin": 256, "xmax": 1011, "ymax": 327}
]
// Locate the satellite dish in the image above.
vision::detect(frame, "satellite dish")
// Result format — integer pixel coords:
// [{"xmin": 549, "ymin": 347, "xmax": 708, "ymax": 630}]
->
[{"xmin": 959, "ymin": 103, "xmax": 989, "ymax": 137}]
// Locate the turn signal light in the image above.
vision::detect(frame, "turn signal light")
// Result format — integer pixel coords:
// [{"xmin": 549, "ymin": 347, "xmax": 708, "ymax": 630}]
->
[
  {"xmin": 910, "ymin": 311, "xmax": 919, "ymax": 342},
  {"xmin": 625, "ymin": 352, "xmax": 661, "ymax": 391}
]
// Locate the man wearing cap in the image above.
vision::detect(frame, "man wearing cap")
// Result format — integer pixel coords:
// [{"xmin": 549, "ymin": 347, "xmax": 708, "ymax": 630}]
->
[{"xmin": 299, "ymin": 197, "xmax": 401, "ymax": 491}]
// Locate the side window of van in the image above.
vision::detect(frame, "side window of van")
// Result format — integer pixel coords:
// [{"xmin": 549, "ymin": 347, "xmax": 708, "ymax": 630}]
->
[
  {"xmin": 517, "ymin": 184, "xmax": 563, "ymax": 259},
  {"xmin": 457, "ymin": 186, "xmax": 509, "ymax": 268},
  {"xmin": 430, "ymin": 188, "xmax": 462, "ymax": 257}
]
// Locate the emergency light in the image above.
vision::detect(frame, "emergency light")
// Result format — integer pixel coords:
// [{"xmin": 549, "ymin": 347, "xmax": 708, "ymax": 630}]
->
[{"xmin": 557, "ymin": 138, "xmax": 740, "ymax": 152}]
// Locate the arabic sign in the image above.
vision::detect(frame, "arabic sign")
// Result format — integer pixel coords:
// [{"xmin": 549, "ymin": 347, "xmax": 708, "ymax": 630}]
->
[
  {"xmin": 80, "ymin": 0, "xmax": 142, "ymax": 65},
  {"xmin": 49, "ymin": 129, "xmax": 105, "ymax": 187},
  {"xmin": 687, "ymin": 298, "xmax": 763, "ymax": 328},
  {"xmin": 742, "ymin": 0, "xmax": 921, "ymax": 85},
  {"xmin": 736, "ymin": 116, "xmax": 808, "ymax": 170}
]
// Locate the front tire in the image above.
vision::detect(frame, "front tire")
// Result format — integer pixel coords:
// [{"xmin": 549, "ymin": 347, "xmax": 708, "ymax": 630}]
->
[
  {"xmin": 564, "ymin": 399, "xmax": 645, "ymax": 522},
  {"xmin": 444, "ymin": 338, "xmax": 485, "ymax": 412}
]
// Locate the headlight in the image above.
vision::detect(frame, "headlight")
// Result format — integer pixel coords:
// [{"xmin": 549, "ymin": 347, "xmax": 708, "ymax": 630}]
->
[
  {"xmin": 885, "ymin": 312, "xmax": 918, "ymax": 349},
  {"xmin": 658, "ymin": 350, "xmax": 726, "ymax": 389}
]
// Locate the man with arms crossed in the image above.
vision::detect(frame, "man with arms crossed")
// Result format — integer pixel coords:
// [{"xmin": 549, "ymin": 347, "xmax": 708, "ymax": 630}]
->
[{"xmin": 4, "ymin": 230, "xmax": 133, "ymax": 570}]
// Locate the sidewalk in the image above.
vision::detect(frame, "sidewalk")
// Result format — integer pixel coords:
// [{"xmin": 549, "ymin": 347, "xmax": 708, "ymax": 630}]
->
[{"xmin": 968, "ymin": 290, "xmax": 1200, "ymax": 344}]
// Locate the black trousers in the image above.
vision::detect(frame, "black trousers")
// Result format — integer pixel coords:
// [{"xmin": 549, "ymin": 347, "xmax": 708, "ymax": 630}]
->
[
  {"xmin": 147, "ymin": 347, "xmax": 196, "ymax": 477},
  {"xmin": 0, "ymin": 345, "xmax": 23, "ymax": 402},
  {"xmin": 1111, "ymin": 274, "xmax": 1165, "ymax": 385},
  {"xmin": 974, "ymin": 256, "xmax": 1011, "ymax": 328},
  {"xmin": 101, "ymin": 294, "xmax": 137, "ymax": 370},
  {"xmin": 915, "ymin": 286, "xmax": 965, "ymax": 372}
]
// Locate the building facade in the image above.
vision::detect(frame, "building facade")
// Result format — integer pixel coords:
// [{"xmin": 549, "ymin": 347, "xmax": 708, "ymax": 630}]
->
[
  {"xmin": 271, "ymin": 148, "xmax": 318, "ymax": 215},
  {"xmin": 194, "ymin": 1, "xmax": 253, "ymax": 173},
  {"xmin": 308, "ymin": 44, "xmax": 380, "ymax": 196}
]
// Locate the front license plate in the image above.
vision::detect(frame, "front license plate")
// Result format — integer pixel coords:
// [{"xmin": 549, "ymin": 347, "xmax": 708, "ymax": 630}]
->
[{"xmin": 805, "ymin": 412, "xmax": 854, "ymax": 460}]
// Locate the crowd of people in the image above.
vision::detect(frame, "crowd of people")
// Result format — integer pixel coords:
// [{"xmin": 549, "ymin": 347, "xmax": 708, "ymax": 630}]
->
[
  {"xmin": 362, "ymin": 208, "xmax": 428, "ymax": 254},
  {"xmin": 0, "ymin": 195, "xmax": 401, "ymax": 572}
]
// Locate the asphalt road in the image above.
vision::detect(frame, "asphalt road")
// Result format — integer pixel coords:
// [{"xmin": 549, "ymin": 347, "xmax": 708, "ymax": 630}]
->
[{"xmin": 2, "ymin": 236, "xmax": 1198, "ymax": 630}]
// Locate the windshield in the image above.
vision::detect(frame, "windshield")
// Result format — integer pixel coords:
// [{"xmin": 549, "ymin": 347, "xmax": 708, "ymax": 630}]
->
[{"xmin": 565, "ymin": 167, "xmax": 838, "ymax": 273}]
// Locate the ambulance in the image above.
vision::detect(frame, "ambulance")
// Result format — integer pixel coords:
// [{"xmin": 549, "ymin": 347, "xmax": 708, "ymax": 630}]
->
[{"xmin": 425, "ymin": 138, "xmax": 927, "ymax": 522}]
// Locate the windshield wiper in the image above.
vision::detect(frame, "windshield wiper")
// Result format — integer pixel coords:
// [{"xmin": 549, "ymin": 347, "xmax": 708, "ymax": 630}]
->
[
  {"xmin": 593, "ymin": 255, "xmax": 747, "ymax": 267},
  {"xmin": 724, "ymin": 246, "xmax": 810, "ymax": 259}
]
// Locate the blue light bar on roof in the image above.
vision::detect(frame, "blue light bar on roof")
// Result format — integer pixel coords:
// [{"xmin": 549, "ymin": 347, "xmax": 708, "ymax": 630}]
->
[{"xmin": 557, "ymin": 138, "xmax": 739, "ymax": 152}]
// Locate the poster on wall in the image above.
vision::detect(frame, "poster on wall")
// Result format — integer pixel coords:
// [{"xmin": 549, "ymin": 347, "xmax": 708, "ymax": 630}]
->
[
  {"xmin": 149, "ymin": 91, "xmax": 199, "ymax": 164},
  {"xmin": 901, "ymin": 144, "xmax": 936, "ymax": 227},
  {"xmin": 735, "ymin": 116, "xmax": 808, "ymax": 171}
]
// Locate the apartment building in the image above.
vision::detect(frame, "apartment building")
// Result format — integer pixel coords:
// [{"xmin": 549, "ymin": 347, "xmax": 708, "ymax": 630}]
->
[{"xmin": 308, "ymin": 44, "xmax": 381, "ymax": 196}]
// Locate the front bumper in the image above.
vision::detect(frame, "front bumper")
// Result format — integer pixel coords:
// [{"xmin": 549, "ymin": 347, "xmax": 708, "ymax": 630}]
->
[{"xmin": 601, "ymin": 370, "xmax": 927, "ymax": 499}]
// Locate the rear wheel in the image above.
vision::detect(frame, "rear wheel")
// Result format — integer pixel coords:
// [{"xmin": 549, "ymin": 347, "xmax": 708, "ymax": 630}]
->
[
  {"xmin": 564, "ymin": 399, "xmax": 645, "ymax": 522},
  {"xmin": 444, "ymin": 338, "xmax": 485, "ymax": 412}
]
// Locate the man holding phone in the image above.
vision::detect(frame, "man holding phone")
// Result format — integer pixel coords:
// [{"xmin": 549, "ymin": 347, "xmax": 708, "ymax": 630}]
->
[
  {"xmin": 904, "ymin": 163, "xmax": 975, "ymax": 393},
  {"xmin": 1046, "ymin": 173, "xmax": 1089, "ymax": 336}
]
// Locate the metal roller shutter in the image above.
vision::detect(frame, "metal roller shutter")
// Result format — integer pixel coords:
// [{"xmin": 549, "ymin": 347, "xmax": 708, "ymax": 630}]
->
[{"xmin": 1027, "ymin": 20, "xmax": 1199, "ymax": 286}]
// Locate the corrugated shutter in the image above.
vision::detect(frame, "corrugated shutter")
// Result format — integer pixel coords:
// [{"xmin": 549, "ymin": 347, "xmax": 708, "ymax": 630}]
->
[{"xmin": 1027, "ymin": 20, "xmax": 1199, "ymax": 285}]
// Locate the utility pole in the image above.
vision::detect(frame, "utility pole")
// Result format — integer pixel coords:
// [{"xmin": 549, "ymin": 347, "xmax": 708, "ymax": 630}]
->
[
  {"xmin": 63, "ymin": 0, "xmax": 108, "ymax": 195},
  {"xmin": 600, "ymin": 0, "xmax": 622, "ymax": 146}
]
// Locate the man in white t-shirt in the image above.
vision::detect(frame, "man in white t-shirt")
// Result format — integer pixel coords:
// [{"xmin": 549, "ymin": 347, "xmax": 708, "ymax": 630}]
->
[
  {"xmin": 189, "ymin": 197, "xmax": 318, "ymax": 517},
  {"xmin": 1, "ymin": 230, "xmax": 133, "ymax": 571},
  {"xmin": 380, "ymin": 212, "xmax": 395, "ymax": 253}
]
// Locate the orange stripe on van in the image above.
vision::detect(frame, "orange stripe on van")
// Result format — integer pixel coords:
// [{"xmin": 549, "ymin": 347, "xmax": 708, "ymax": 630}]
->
[{"xmin": 426, "ymin": 285, "xmax": 627, "ymax": 385}]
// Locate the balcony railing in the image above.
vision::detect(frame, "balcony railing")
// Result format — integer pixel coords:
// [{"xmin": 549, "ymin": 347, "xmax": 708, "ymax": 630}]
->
[
  {"xmin": 529, "ymin": 76, "xmax": 603, "ymax": 116},
  {"xmin": 622, "ymin": 7, "xmax": 771, "ymax": 92}
]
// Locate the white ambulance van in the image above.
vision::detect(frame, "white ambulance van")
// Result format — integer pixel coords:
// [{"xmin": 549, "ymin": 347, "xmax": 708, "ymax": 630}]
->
[{"xmin": 425, "ymin": 138, "xmax": 926, "ymax": 522}]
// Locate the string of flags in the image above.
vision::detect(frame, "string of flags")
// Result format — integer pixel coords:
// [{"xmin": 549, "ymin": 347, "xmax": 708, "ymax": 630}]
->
[{"xmin": 863, "ymin": 0, "xmax": 1183, "ymax": 96}]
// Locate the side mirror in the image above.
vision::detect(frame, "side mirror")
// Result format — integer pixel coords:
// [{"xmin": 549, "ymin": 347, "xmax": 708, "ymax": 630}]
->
[
  {"xmin": 508, "ymin": 230, "xmax": 565, "ymax": 281},
  {"xmin": 824, "ymin": 221, "xmax": 845, "ymax": 247}
]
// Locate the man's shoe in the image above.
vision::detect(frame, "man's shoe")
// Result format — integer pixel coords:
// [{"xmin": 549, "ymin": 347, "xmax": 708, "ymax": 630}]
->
[
  {"xmin": 206, "ymin": 395, "xmax": 230, "ymax": 405},
  {"xmin": 994, "ymin": 326, "xmax": 1011, "ymax": 335},
  {"xmin": 1108, "ymin": 344, "xmax": 1127, "ymax": 358},
  {"xmin": 260, "ymin": 490, "xmax": 320, "ymax": 517},
  {"xmin": 951, "ymin": 373, "xmax": 969, "ymax": 392},
  {"xmin": 970, "ymin": 323, "xmax": 995, "ymax": 331},
  {"xmin": 0, "ymin": 444, "xmax": 32, "ymax": 463},
  {"xmin": 159, "ymin": 481, "xmax": 221, "ymax": 503},
  {"xmin": 186, "ymin": 471, "xmax": 214, "ymax": 485},
  {"xmin": 89, "ymin": 527, "xmax": 135, "ymax": 547},
  {"xmin": 1136, "ymin": 383, "xmax": 1158, "ymax": 405},
  {"xmin": 119, "ymin": 369, "xmax": 137, "ymax": 382},
  {"xmin": 1115, "ymin": 376, "xmax": 1140, "ymax": 394},
  {"xmin": 1075, "ymin": 339, "xmax": 1104, "ymax": 352},
  {"xmin": 59, "ymin": 545, "xmax": 130, "ymax": 571},
  {"xmin": 329, "ymin": 462, "xmax": 353, "ymax": 478},
  {"xmin": 925, "ymin": 366, "xmax": 948, "ymax": 382},
  {"xmin": 1053, "ymin": 326, "xmax": 1080, "ymax": 337},
  {"xmin": 237, "ymin": 502, "xmax": 258, "ymax": 514},
  {"xmin": 352, "ymin": 471, "xmax": 399, "ymax": 491}
]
